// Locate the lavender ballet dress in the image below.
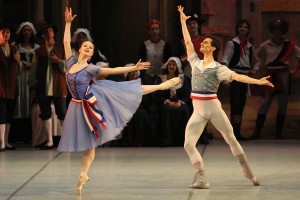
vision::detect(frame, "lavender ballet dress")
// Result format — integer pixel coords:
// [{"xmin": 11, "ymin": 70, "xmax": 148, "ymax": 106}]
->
[{"xmin": 57, "ymin": 56, "xmax": 143, "ymax": 152}]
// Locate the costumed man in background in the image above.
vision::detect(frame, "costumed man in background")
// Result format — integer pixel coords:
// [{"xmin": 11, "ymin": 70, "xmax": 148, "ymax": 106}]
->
[{"xmin": 251, "ymin": 18, "xmax": 300, "ymax": 139}]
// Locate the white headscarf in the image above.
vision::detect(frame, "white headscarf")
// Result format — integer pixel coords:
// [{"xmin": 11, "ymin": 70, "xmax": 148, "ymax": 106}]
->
[
  {"xmin": 16, "ymin": 22, "xmax": 37, "ymax": 35},
  {"xmin": 71, "ymin": 28, "xmax": 93, "ymax": 43},
  {"xmin": 161, "ymin": 57, "xmax": 183, "ymax": 74},
  {"xmin": 161, "ymin": 57, "xmax": 184, "ymax": 90}
]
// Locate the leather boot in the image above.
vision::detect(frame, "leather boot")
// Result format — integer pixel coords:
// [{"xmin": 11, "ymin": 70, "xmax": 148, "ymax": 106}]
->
[
  {"xmin": 276, "ymin": 114, "xmax": 285, "ymax": 139},
  {"xmin": 236, "ymin": 153, "xmax": 260, "ymax": 186},
  {"xmin": 250, "ymin": 114, "xmax": 266, "ymax": 139}
]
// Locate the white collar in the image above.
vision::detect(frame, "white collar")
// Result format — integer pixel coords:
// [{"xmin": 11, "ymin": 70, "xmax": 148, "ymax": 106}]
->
[{"xmin": 232, "ymin": 36, "xmax": 252, "ymax": 48}]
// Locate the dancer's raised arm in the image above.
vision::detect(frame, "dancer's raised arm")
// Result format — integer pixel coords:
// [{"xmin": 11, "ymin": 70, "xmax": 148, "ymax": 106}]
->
[
  {"xmin": 64, "ymin": 7, "xmax": 77, "ymax": 60},
  {"xmin": 177, "ymin": 5, "xmax": 196, "ymax": 58}
]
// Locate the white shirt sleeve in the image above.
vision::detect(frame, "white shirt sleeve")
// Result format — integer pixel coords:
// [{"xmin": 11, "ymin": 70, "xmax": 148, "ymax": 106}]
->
[
  {"xmin": 187, "ymin": 52, "xmax": 200, "ymax": 71},
  {"xmin": 221, "ymin": 41, "xmax": 234, "ymax": 65},
  {"xmin": 217, "ymin": 64, "xmax": 234, "ymax": 81}
]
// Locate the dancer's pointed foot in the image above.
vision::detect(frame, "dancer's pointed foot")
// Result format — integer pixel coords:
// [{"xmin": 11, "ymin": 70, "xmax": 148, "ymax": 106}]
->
[
  {"xmin": 159, "ymin": 77, "xmax": 181, "ymax": 90},
  {"xmin": 243, "ymin": 170, "xmax": 260, "ymax": 186},
  {"xmin": 77, "ymin": 175, "xmax": 90, "ymax": 195}
]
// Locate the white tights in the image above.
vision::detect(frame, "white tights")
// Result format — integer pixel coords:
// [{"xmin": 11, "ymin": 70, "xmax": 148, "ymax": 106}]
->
[{"xmin": 184, "ymin": 99, "xmax": 244, "ymax": 168}]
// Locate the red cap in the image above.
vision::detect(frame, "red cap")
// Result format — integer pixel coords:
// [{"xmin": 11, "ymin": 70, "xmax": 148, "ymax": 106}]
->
[{"xmin": 147, "ymin": 19, "xmax": 160, "ymax": 27}]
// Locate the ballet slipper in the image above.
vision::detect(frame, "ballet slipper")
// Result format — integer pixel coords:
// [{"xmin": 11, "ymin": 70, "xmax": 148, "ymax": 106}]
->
[
  {"xmin": 236, "ymin": 153, "xmax": 260, "ymax": 186},
  {"xmin": 189, "ymin": 170, "xmax": 210, "ymax": 189},
  {"xmin": 77, "ymin": 175, "xmax": 90, "ymax": 195},
  {"xmin": 243, "ymin": 170, "xmax": 260, "ymax": 186}
]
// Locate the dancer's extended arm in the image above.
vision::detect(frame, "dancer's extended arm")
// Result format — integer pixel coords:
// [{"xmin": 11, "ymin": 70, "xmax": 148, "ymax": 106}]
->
[
  {"xmin": 231, "ymin": 72, "xmax": 274, "ymax": 87},
  {"xmin": 99, "ymin": 60, "xmax": 150, "ymax": 75}
]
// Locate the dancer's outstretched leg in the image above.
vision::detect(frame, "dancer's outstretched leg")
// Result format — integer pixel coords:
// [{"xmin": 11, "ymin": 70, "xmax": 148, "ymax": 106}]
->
[
  {"xmin": 142, "ymin": 77, "xmax": 181, "ymax": 95},
  {"xmin": 210, "ymin": 103, "xmax": 260, "ymax": 186},
  {"xmin": 77, "ymin": 148, "xmax": 95, "ymax": 195}
]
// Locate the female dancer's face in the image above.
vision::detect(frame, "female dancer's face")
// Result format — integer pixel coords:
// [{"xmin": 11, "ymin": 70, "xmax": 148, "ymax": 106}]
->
[{"xmin": 80, "ymin": 41, "xmax": 94, "ymax": 57}]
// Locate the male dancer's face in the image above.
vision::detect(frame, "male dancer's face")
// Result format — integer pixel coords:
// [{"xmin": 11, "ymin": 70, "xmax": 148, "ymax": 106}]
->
[{"xmin": 200, "ymin": 38, "xmax": 214, "ymax": 54}]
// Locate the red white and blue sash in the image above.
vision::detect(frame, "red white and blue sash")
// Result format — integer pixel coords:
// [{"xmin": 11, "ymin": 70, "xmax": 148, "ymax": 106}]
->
[{"xmin": 72, "ymin": 85, "xmax": 107, "ymax": 139}]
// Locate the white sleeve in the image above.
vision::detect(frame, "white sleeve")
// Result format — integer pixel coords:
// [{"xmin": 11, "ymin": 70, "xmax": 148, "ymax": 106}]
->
[
  {"xmin": 221, "ymin": 41, "xmax": 234, "ymax": 65},
  {"xmin": 187, "ymin": 52, "xmax": 199, "ymax": 70},
  {"xmin": 217, "ymin": 64, "xmax": 234, "ymax": 82}
]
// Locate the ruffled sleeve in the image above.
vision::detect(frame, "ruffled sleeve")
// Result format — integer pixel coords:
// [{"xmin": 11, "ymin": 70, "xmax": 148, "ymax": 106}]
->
[{"xmin": 86, "ymin": 64, "xmax": 102, "ymax": 79}]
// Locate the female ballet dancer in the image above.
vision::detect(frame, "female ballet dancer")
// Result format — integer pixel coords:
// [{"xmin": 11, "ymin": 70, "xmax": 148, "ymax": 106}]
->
[{"xmin": 57, "ymin": 8, "xmax": 181, "ymax": 195}]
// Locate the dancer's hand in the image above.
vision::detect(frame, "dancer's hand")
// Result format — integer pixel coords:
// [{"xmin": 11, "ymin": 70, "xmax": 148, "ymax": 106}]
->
[
  {"xmin": 65, "ymin": 7, "xmax": 77, "ymax": 23},
  {"xmin": 258, "ymin": 76, "xmax": 274, "ymax": 87},
  {"xmin": 177, "ymin": 5, "xmax": 190, "ymax": 22},
  {"xmin": 135, "ymin": 59, "xmax": 150, "ymax": 71}
]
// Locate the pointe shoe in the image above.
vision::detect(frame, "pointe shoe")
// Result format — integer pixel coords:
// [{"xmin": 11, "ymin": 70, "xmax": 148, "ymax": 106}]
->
[
  {"xmin": 77, "ymin": 175, "xmax": 90, "ymax": 195},
  {"xmin": 189, "ymin": 170, "xmax": 210, "ymax": 189},
  {"xmin": 243, "ymin": 170, "xmax": 260, "ymax": 186},
  {"xmin": 159, "ymin": 77, "xmax": 181, "ymax": 90}
]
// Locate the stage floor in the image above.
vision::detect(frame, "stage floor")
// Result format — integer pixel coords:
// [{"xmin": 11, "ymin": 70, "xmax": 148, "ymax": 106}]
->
[{"xmin": 1, "ymin": 140, "xmax": 300, "ymax": 200}]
